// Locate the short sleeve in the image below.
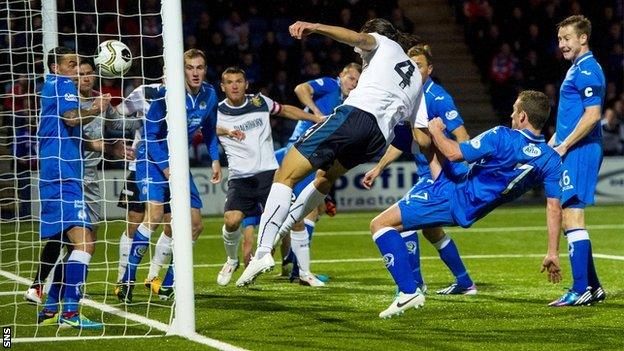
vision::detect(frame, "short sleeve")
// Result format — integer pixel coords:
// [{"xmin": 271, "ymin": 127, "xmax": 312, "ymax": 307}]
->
[
  {"xmin": 260, "ymin": 94, "xmax": 281, "ymax": 115},
  {"xmin": 57, "ymin": 79, "xmax": 79, "ymax": 117},
  {"xmin": 307, "ymin": 77, "xmax": 336, "ymax": 98},
  {"xmin": 459, "ymin": 127, "xmax": 501, "ymax": 163},
  {"xmin": 574, "ymin": 68, "xmax": 603, "ymax": 108},
  {"xmin": 437, "ymin": 95, "xmax": 464, "ymax": 133},
  {"xmin": 543, "ymin": 156, "xmax": 563, "ymax": 199}
]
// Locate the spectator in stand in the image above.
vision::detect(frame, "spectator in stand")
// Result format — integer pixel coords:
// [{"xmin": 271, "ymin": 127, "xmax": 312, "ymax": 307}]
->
[
  {"xmin": 390, "ymin": 7, "xmax": 414, "ymax": 33},
  {"xmin": 222, "ymin": 10, "xmax": 249, "ymax": 49},
  {"xmin": 601, "ymin": 107, "xmax": 624, "ymax": 156},
  {"xmin": 490, "ymin": 42, "xmax": 519, "ymax": 119}
]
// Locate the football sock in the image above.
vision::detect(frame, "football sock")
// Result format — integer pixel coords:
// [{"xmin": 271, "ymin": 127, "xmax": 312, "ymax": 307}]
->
[
  {"xmin": 566, "ymin": 228, "xmax": 590, "ymax": 293},
  {"xmin": 400, "ymin": 230, "xmax": 424, "ymax": 287},
  {"xmin": 304, "ymin": 218, "xmax": 315, "ymax": 240},
  {"xmin": 290, "ymin": 229, "xmax": 311, "ymax": 275},
  {"xmin": 32, "ymin": 238, "xmax": 62, "ymax": 287},
  {"xmin": 433, "ymin": 234, "xmax": 473, "ymax": 288},
  {"xmin": 122, "ymin": 224, "xmax": 152, "ymax": 282},
  {"xmin": 117, "ymin": 231, "xmax": 132, "ymax": 282},
  {"xmin": 373, "ymin": 227, "xmax": 416, "ymax": 294},
  {"xmin": 62, "ymin": 250, "xmax": 91, "ymax": 314},
  {"xmin": 278, "ymin": 183, "xmax": 325, "ymax": 237},
  {"xmin": 148, "ymin": 231, "xmax": 172, "ymax": 280},
  {"xmin": 587, "ymin": 241, "xmax": 601, "ymax": 289},
  {"xmin": 222, "ymin": 225, "xmax": 242, "ymax": 261},
  {"xmin": 255, "ymin": 183, "xmax": 293, "ymax": 258}
]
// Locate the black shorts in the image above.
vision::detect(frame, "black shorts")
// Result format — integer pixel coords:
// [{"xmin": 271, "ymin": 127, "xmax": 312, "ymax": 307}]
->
[
  {"xmin": 295, "ymin": 105, "xmax": 386, "ymax": 170},
  {"xmin": 224, "ymin": 170, "xmax": 275, "ymax": 217},
  {"xmin": 117, "ymin": 171, "xmax": 146, "ymax": 213}
]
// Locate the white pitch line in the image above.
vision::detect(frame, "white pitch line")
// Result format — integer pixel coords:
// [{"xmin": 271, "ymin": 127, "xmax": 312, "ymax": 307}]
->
[
  {"xmin": 593, "ymin": 253, "xmax": 624, "ymax": 261},
  {"xmin": 13, "ymin": 335, "xmax": 163, "ymax": 344},
  {"xmin": 0, "ymin": 269, "xmax": 250, "ymax": 351}
]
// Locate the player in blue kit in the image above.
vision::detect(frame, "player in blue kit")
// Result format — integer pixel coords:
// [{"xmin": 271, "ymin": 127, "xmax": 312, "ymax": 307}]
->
[
  {"xmin": 272, "ymin": 62, "xmax": 361, "ymax": 283},
  {"xmin": 548, "ymin": 15, "xmax": 606, "ymax": 307},
  {"xmin": 369, "ymin": 90, "xmax": 563, "ymax": 318},
  {"xmin": 363, "ymin": 44, "xmax": 476, "ymax": 295},
  {"xmin": 116, "ymin": 49, "xmax": 221, "ymax": 303},
  {"xmin": 37, "ymin": 47, "xmax": 129, "ymax": 329}
]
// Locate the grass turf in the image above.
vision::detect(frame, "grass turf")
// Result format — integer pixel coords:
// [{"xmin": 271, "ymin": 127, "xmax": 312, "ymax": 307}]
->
[{"xmin": 1, "ymin": 204, "xmax": 623, "ymax": 350}]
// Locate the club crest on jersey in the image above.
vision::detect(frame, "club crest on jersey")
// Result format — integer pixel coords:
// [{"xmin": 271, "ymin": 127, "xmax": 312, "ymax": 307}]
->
[
  {"xmin": 251, "ymin": 95, "xmax": 262, "ymax": 107},
  {"xmin": 77, "ymin": 209, "xmax": 87, "ymax": 221},
  {"xmin": 383, "ymin": 253, "xmax": 395, "ymax": 268},
  {"xmin": 522, "ymin": 144, "xmax": 542, "ymax": 157},
  {"xmin": 445, "ymin": 110, "xmax": 458, "ymax": 120},
  {"xmin": 199, "ymin": 101, "xmax": 207, "ymax": 110}
]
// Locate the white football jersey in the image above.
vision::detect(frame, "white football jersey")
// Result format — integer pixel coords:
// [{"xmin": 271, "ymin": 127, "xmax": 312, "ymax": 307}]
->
[
  {"xmin": 343, "ymin": 32, "xmax": 426, "ymax": 143},
  {"xmin": 217, "ymin": 94, "xmax": 281, "ymax": 179}
]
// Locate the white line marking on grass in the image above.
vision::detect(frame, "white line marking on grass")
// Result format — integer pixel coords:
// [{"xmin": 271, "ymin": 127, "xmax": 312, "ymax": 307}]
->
[
  {"xmin": 0, "ymin": 269, "xmax": 250, "ymax": 351},
  {"xmin": 0, "ymin": 291, "xmax": 24, "ymax": 296},
  {"xmin": 14, "ymin": 335, "xmax": 163, "ymax": 343},
  {"xmin": 593, "ymin": 253, "xmax": 624, "ymax": 261}
]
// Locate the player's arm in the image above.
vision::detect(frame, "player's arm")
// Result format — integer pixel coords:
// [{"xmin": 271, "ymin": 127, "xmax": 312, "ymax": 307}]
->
[
  {"xmin": 294, "ymin": 82, "xmax": 324, "ymax": 117},
  {"xmin": 216, "ymin": 125, "xmax": 245, "ymax": 141},
  {"xmin": 450, "ymin": 125, "xmax": 470, "ymax": 142},
  {"xmin": 554, "ymin": 105, "xmax": 601, "ymax": 155},
  {"xmin": 277, "ymin": 104, "xmax": 324, "ymax": 124},
  {"xmin": 428, "ymin": 118, "xmax": 463, "ymax": 162},
  {"xmin": 541, "ymin": 197, "xmax": 562, "ymax": 283},
  {"xmin": 84, "ymin": 138, "xmax": 135, "ymax": 160},
  {"xmin": 145, "ymin": 99, "xmax": 171, "ymax": 178},
  {"xmin": 289, "ymin": 21, "xmax": 377, "ymax": 52},
  {"xmin": 362, "ymin": 145, "xmax": 403, "ymax": 190},
  {"xmin": 201, "ymin": 102, "xmax": 222, "ymax": 184},
  {"xmin": 62, "ymin": 93, "xmax": 111, "ymax": 127},
  {"xmin": 104, "ymin": 105, "xmax": 142, "ymax": 138}
]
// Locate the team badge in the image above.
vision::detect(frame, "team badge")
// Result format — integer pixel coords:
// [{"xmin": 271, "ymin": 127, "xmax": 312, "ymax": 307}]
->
[
  {"xmin": 251, "ymin": 95, "xmax": 262, "ymax": 107},
  {"xmin": 199, "ymin": 101, "xmax": 207, "ymax": 110},
  {"xmin": 405, "ymin": 241, "xmax": 418, "ymax": 254},
  {"xmin": 445, "ymin": 110, "xmax": 458, "ymax": 120},
  {"xmin": 77, "ymin": 209, "xmax": 87, "ymax": 221},
  {"xmin": 383, "ymin": 253, "xmax": 395, "ymax": 268}
]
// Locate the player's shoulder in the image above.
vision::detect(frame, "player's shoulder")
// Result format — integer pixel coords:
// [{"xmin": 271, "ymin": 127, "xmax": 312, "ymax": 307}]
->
[{"xmin": 575, "ymin": 53, "xmax": 604, "ymax": 78}]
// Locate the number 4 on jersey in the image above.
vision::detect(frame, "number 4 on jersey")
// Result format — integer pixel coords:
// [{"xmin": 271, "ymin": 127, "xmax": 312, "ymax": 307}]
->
[{"xmin": 394, "ymin": 60, "xmax": 415, "ymax": 89}]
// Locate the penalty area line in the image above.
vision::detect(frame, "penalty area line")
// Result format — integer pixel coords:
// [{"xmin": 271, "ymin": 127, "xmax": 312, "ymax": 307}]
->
[{"xmin": 0, "ymin": 269, "xmax": 250, "ymax": 351}]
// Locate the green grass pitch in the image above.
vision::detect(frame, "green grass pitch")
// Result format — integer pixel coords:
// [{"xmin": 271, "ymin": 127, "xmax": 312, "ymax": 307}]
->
[{"xmin": 1, "ymin": 204, "xmax": 623, "ymax": 350}]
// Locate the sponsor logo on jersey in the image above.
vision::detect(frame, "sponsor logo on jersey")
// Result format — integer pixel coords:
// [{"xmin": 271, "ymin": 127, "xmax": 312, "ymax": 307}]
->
[
  {"xmin": 234, "ymin": 117, "xmax": 263, "ymax": 132},
  {"xmin": 522, "ymin": 144, "xmax": 542, "ymax": 157},
  {"xmin": 445, "ymin": 110, "xmax": 458, "ymax": 120},
  {"xmin": 64, "ymin": 93, "xmax": 78, "ymax": 102},
  {"xmin": 383, "ymin": 253, "xmax": 395, "ymax": 268}
]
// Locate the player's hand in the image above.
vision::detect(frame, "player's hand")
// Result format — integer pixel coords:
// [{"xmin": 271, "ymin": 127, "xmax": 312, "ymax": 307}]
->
[
  {"xmin": 362, "ymin": 167, "xmax": 380, "ymax": 190},
  {"xmin": 107, "ymin": 139, "xmax": 134, "ymax": 160},
  {"xmin": 312, "ymin": 113, "xmax": 326, "ymax": 124},
  {"xmin": 428, "ymin": 117, "xmax": 446, "ymax": 134},
  {"xmin": 228, "ymin": 129, "xmax": 245, "ymax": 141},
  {"xmin": 553, "ymin": 143, "xmax": 567, "ymax": 157},
  {"xmin": 94, "ymin": 93, "xmax": 112, "ymax": 113},
  {"xmin": 163, "ymin": 167, "xmax": 170, "ymax": 180},
  {"xmin": 211, "ymin": 160, "xmax": 222, "ymax": 184},
  {"xmin": 541, "ymin": 253, "xmax": 562, "ymax": 283},
  {"xmin": 289, "ymin": 21, "xmax": 319, "ymax": 39}
]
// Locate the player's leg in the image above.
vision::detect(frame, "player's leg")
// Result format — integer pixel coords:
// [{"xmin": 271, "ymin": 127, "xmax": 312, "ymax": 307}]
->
[
  {"xmin": 145, "ymin": 215, "xmax": 172, "ymax": 293},
  {"xmin": 25, "ymin": 238, "xmax": 62, "ymax": 304},
  {"xmin": 241, "ymin": 217, "xmax": 258, "ymax": 266},
  {"xmin": 423, "ymin": 227, "xmax": 477, "ymax": 295},
  {"xmin": 117, "ymin": 171, "xmax": 145, "ymax": 282},
  {"xmin": 399, "ymin": 230, "xmax": 424, "ymax": 292},
  {"xmin": 217, "ymin": 209, "xmax": 244, "ymax": 286}
]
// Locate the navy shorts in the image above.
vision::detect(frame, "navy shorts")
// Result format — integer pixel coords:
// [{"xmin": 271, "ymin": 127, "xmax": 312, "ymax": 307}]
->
[
  {"xmin": 295, "ymin": 105, "xmax": 386, "ymax": 171},
  {"xmin": 224, "ymin": 170, "xmax": 275, "ymax": 217},
  {"xmin": 117, "ymin": 171, "xmax": 146, "ymax": 213}
]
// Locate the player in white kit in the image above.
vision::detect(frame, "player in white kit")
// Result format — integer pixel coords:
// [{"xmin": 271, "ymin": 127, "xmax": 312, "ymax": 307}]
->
[
  {"xmin": 236, "ymin": 18, "xmax": 427, "ymax": 287},
  {"xmin": 215, "ymin": 67, "xmax": 323, "ymax": 286}
]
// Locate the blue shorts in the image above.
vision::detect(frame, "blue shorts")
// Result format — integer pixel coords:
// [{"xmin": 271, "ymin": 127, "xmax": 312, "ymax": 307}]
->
[
  {"xmin": 39, "ymin": 180, "xmax": 92, "ymax": 239},
  {"xmin": 242, "ymin": 215, "xmax": 261, "ymax": 228},
  {"xmin": 561, "ymin": 141, "xmax": 602, "ymax": 209},
  {"xmin": 397, "ymin": 175, "xmax": 456, "ymax": 231},
  {"xmin": 275, "ymin": 145, "xmax": 316, "ymax": 197},
  {"xmin": 137, "ymin": 160, "xmax": 202, "ymax": 209}
]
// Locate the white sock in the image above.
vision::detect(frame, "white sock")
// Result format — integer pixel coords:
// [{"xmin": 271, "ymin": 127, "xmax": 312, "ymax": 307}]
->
[
  {"xmin": 117, "ymin": 231, "xmax": 132, "ymax": 282},
  {"xmin": 148, "ymin": 232, "xmax": 172, "ymax": 280},
  {"xmin": 277, "ymin": 183, "xmax": 325, "ymax": 238},
  {"xmin": 222, "ymin": 225, "xmax": 242, "ymax": 261},
  {"xmin": 290, "ymin": 229, "xmax": 311, "ymax": 274},
  {"xmin": 432, "ymin": 234, "xmax": 451, "ymax": 250},
  {"xmin": 255, "ymin": 183, "xmax": 293, "ymax": 258}
]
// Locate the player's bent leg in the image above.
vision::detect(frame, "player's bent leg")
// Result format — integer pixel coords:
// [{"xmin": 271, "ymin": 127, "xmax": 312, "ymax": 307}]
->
[
  {"xmin": 118, "ymin": 209, "xmax": 144, "ymax": 282},
  {"xmin": 146, "ymin": 214, "xmax": 173, "ymax": 293},
  {"xmin": 242, "ymin": 224, "xmax": 255, "ymax": 267},
  {"xmin": 218, "ymin": 210, "xmax": 244, "ymax": 286},
  {"xmin": 25, "ymin": 237, "xmax": 62, "ymax": 304}
]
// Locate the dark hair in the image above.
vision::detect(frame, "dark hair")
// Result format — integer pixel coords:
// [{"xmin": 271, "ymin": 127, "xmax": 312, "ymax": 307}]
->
[
  {"xmin": 79, "ymin": 58, "xmax": 95, "ymax": 70},
  {"xmin": 221, "ymin": 66, "xmax": 247, "ymax": 81},
  {"xmin": 47, "ymin": 46, "xmax": 74, "ymax": 71},
  {"xmin": 557, "ymin": 15, "xmax": 591, "ymax": 39},
  {"xmin": 342, "ymin": 62, "xmax": 362, "ymax": 74},
  {"xmin": 360, "ymin": 18, "xmax": 422, "ymax": 51},
  {"xmin": 518, "ymin": 90, "xmax": 550, "ymax": 130},
  {"xmin": 407, "ymin": 44, "xmax": 433, "ymax": 65}
]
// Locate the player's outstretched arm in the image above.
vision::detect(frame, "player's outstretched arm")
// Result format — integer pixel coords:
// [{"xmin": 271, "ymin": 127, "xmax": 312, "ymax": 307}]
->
[
  {"xmin": 554, "ymin": 105, "xmax": 601, "ymax": 156},
  {"xmin": 428, "ymin": 118, "xmax": 463, "ymax": 162},
  {"xmin": 278, "ymin": 105, "xmax": 324, "ymax": 124},
  {"xmin": 362, "ymin": 145, "xmax": 403, "ymax": 190},
  {"xmin": 289, "ymin": 21, "xmax": 377, "ymax": 52},
  {"xmin": 62, "ymin": 93, "xmax": 111, "ymax": 127},
  {"xmin": 541, "ymin": 197, "xmax": 562, "ymax": 283},
  {"xmin": 294, "ymin": 82, "xmax": 324, "ymax": 117}
]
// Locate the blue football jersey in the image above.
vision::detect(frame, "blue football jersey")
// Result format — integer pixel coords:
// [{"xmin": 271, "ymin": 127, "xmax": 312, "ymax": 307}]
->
[
  {"xmin": 288, "ymin": 76, "xmax": 343, "ymax": 144},
  {"xmin": 391, "ymin": 78, "xmax": 465, "ymax": 178},
  {"xmin": 37, "ymin": 74, "xmax": 82, "ymax": 183},
  {"xmin": 453, "ymin": 127, "xmax": 562, "ymax": 227},
  {"xmin": 555, "ymin": 51, "xmax": 605, "ymax": 145},
  {"xmin": 138, "ymin": 82, "xmax": 219, "ymax": 172}
]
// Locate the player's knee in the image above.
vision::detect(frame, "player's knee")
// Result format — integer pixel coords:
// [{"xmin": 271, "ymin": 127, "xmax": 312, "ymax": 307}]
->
[
  {"xmin": 223, "ymin": 212, "xmax": 242, "ymax": 232},
  {"xmin": 422, "ymin": 227, "xmax": 445, "ymax": 243},
  {"xmin": 163, "ymin": 224, "xmax": 172, "ymax": 237},
  {"xmin": 369, "ymin": 215, "xmax": 385, "ymax": 235},
  {"xmin": 292, "ymin": 220, "xmax": 305, "ymax": 231}
]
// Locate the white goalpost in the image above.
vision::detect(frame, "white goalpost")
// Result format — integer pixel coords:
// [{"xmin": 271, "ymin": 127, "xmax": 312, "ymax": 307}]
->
[{"xmin": 0, "ymin": 0, "xmax": 198, "ymax": 342}]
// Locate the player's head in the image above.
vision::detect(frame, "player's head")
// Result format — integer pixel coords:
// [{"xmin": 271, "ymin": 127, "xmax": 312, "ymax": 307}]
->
[
  {"xmin": 557, "ymin": 15, "xmax": 591, "ymax": 61},
  {"xmin": 220, "ymin": 67, "xmax": 248, "ymax": 104},
  {"xmin": 407, "ymin": 44, "xmax": 433, "ymax": 82},
  {"xmin": 78, "ymin": 60, "xmax": 96, "ymax": 96},
  {"xmin": 47, "ymin": 46, "xmax": 78, "ymax": 78},
  {"xmin": 511, "ymin": 90, "xmax": 550, "ymax": 131},
  {"xmin": 338, "ymin": 63, "xmax": 361, "ymax": 97},
  {"xmin": 183, "ymin": 49, "xmax": 207, "ymax": 92},
  {"xmin": 360, "ymin": 18, "xmax": 421, "ymax": 51}
]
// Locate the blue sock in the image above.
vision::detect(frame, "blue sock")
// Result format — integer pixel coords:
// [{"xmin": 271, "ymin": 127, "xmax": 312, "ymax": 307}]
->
[
  {"xmin": 162, "ymin": 264, "xmax": 174, "ymax": 288},
  {"xmin": 566, "ymin": 229, "xmax": 590, "ymax": 293},
  {"xmin": 43, "ymin": 259, "xmax": 65, "ymax": 312},
  {"xmin": 304, "ymin": 219, "xmax": 315, "ymax": 241},
  {"xmin": 122, "ymin": 226, "xmax": 152, "ymax": 282},
  {"xmin": 587, "ymin": 242, "xmax": 601, "ymax": 289},
  {"xmin": 289, "ymin": 248, "xmax": 299, "ymax": 280},
  {"xmin": 401, "ymin": 230, "xmax": 424, "ymax": 287},
  {"xmin": 62, "ymin": 250, "xmax": 91, "ymax": 314},
  {"xmin": 373, "ymin": 228, "xmax": 416, "ymax": 294},
  {"xmin": 434, "ymin": 234, "xmax": 473, "ymax": 288}
]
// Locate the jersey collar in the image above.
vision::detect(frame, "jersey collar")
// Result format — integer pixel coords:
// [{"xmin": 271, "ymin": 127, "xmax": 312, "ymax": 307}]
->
[
  {"xmin": 424, "ymin": 78, "xmax": 435, "ymax": 94},
  {"xmin": 573, "ymin": 51, "xmax": 593, "ymax": 66},
  {"xmin": 518, "ymin": 129, "xmax": 545, "ymax": 143}
]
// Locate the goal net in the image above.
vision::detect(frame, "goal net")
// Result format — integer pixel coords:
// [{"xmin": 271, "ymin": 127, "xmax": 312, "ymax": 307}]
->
[{"xmin": 0, "ymin": 0, "xmax": 196, "ymax": 341}]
